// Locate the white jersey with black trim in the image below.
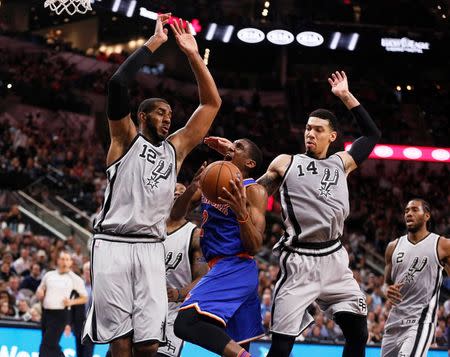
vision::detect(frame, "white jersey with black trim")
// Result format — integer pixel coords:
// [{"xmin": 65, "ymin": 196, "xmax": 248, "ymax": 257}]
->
[
  {"xmin": 163, "ymin": 221, "xmax": 196, "ymax": 321},
  {"xmin": 275, "ymin": 153, "xmax": 349, "ymax": 249},
  {"xmin": 386, "ymin": 233, "xmax": 444, "ymax": 329},
  {"xmin": 93, "ymin": 134, "xmax": 177, "ymax": 242}
]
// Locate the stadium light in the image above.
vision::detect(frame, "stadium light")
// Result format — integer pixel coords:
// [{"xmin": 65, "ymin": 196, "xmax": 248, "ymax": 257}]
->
[{"xmin": 345, "ymin": 143, "xmax": 450, "ymax": 163}]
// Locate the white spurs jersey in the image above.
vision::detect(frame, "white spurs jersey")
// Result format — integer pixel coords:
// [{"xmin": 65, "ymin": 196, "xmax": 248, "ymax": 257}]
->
[
  {"xmin": 93, "ymin": 134, "xmax": 177, "ymax": 242},
  {"xmin": 163, "ymin": 221, "xmax": 196, "ymax": 321},
  {"xmin": 275, "ymin": 153, "xmax": 349, "ymax": 249},
  {"xmin": 386, "ymin": 233, "xmax": 444, "ymax": 329}
]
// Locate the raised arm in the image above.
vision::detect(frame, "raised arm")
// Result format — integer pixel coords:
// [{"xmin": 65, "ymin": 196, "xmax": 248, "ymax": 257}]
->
[
  {"xmin": 167, "ymin": 20, "xmax": 222, "ymax": 171},
  {"xmin": 330, "ymin": 71, "xmax": 382, "ymax": 174},
  {"xmin": 219, "ymin": 179, "xmax": 268, "ymax": 256},
  {"xmin": 257, "ymin": 154, "xmax": 292, "ymax": 196},
  {"xmin": 106, "ymin": 13, "xmax": 171, "ymax": 166}
]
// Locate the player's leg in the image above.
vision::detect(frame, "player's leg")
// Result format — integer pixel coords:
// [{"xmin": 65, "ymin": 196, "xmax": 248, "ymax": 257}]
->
[
  {"xmin": 267, "ymin": 333, "xmax": 296, "ymax": 357},
  {"xmin": 268, "ymin": 250, "xmax": 319, "ymax": 357},
  {"xmin": 131, "ymin": 242, "xmax": 168, "ymax": 351},
  {"xmin": 175, "ymin": 307, "xmax": 243, "ymax": 356},
  {"xmin": 381, "ymin": 326, "xmax": 404, "ymax": 357},
  {"xmin": 398, "ymin": 323, "xmax": 434, "ymax": 357},
  {"xmin": 111, "ymin": 337, "xmax": 132, "ymax": 357},
  {"xmin": 334, "ymin": 312, "xmax": 368, "ymax": 357},
  {"xmin": 82, "ymin": 240, "xmax": 134, "ymax": 357},
  {"xmin": 174, "ymin": 257, "xmax": 258, "ymax": 357},
  {"xmin": 226, "ymin": 288, "xmax": 265, "ymax": 351},
  {"xmin": 319, "ymin": 247, "xmax": 368, "ymax": 357},
  {"xmin": 133, "ymin": 341, "xmax": 159, "ymax": 357}
]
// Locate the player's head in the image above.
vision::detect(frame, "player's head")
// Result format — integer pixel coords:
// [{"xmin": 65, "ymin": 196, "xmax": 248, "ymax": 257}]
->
[
  {"xmin": 174, "ymin": 183, "xmax": 187, "ymax": 200},
  {"xmin": 224, "ymin": 138, "xmax": 263, "ymax": 177},
  {"xmin": 305, "ymin": 109, "xmax": 338, "ymax": 158},
  {"xmin": 57, "ymin": 251, "xmax": 73, "ymax": 273},
  {"xmin": 404, "ymin": 198, "xmax": 431, "ymax": 233},
  {"xmin": 137, "ymin": 98, "xmax": 172, "ymax": 142}
]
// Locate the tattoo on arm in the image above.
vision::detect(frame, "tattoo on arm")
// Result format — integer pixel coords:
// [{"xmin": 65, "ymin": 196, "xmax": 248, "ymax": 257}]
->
[{"xmin": 257, "ymin": 173, "xmax": 281, "ymax": 197}]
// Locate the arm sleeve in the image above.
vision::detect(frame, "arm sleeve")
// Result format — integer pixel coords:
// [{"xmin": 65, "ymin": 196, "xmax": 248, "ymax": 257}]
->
[
  {"xmin": 107, "ymin": 46, "xmax": 153, "ymax": 120},
  {"xmin": 347, "ymin": 105, "xmax": 381, "ymax": 165}
]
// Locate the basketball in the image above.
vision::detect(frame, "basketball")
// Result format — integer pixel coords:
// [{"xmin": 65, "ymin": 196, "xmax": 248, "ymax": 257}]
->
[{"xmin": 200, "ymin": 161, "xmax": 242, "ymax": 204}]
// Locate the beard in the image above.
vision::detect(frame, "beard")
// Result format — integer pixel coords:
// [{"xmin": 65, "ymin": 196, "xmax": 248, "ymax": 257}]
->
[
  {"xmin": 146, "ymin": 122, "xmax": 166, "ymax": 141},
  {"xmin": 406, "ymin": 224, "xmax": 421, "ymax": 233}
]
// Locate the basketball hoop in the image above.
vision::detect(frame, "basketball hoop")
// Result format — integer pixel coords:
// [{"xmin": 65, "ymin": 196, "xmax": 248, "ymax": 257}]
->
[{"xmin": 44, "ymin": 0, "xmax": 92, "ymax": 15}]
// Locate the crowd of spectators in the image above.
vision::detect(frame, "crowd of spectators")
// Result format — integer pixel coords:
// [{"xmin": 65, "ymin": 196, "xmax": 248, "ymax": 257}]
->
[{"xmin": 0, "ymin": 37, "xmax": 449, "ymax": 352}]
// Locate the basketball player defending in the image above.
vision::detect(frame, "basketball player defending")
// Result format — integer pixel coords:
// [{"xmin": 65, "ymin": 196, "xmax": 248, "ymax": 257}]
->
[
  {"xmin": 82, "ymin": 15, "xmax": 221, "ymax": 357},
  {"xmin": 157, "ymin": 180, "xmax": 208, "ymax": 357},
  {"xmin": 382, "ymin": 199, "xmax": 450, "ymax": 357},
  {"xmin": 172, "ymin": 139, "xmax": 268, "ymax": 357},
  {"xmin": 255, "ymin": 71, "xmax": 381, "ymax": 357}
]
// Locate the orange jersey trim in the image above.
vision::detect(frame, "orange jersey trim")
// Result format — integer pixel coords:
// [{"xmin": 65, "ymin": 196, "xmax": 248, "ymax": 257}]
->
[
  {"xmin": 207, "ymin": 252, "xmax": 254, "ymax": 269},
  {"xmin": 178, "ymin": 303, "xmax": 226, "ymax": 327}
]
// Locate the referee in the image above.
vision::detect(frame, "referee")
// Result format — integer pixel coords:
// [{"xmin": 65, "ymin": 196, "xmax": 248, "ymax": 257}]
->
[{"xmin": 36, "ymin": 251, "xmax": 88, "ymax": 357}]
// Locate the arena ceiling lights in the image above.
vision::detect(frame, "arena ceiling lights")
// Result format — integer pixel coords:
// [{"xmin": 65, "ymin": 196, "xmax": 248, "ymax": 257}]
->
[
  {"xmin": 345, "ymin": 143, "xmax": 450, "ymax": 163},
  {"xmin": 206, "ymin": 24, "xmax": 359, "ymax": 50}
]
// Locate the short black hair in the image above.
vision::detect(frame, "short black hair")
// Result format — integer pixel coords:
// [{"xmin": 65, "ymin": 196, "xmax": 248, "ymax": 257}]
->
[
  {"xmin": 137, "ymin": 98, "xmax": 169, "ymax": 114},
  {"xmin": 409, "ymin": 198, "xmax": 431, "ymax": 214},
  {"xmin": 242, "ymin": 138, "xmax": 263, "ymax": 175},
  {"xmin": 309, "ymin": 108, "xmax": 338, "ymax": 131}
]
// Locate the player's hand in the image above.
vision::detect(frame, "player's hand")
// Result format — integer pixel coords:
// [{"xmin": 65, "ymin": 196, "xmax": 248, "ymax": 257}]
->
[
  {"xmin": 218, "ymin": 175, "xmax": 249, "ymax": 221},
  {"xmin": 190, "ymin": 162, "xmax": 207, "ymax": 190},
  {"xmin": 146, "ymin": 13, "xmax": 171, "ymax": 47},
  {"xmin": 63, "ymin": 298, "xmax": 72, "ymax": 307},
  {"xmin": 386, "ymin": 283, "xmax": 404, "ymax": 305},
  {"xmin": 328, "ymin": 71, "xmax": 349, "ymax": 98},
  {"xmin": 204, "ymin": 136, "xmax": 234, "ymax": 156},
  {"xmin": 167, "ymin": 288, "xmax": 184, "ymax": 302},
  {"xmin": 170, "ymin": 19, "xmax": 198, "ymax": 56}
]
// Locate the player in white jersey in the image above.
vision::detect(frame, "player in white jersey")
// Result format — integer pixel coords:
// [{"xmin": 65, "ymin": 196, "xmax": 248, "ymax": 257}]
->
[
  {"xmin": 382, "ymin": 199, "xmax": 450, "ymax": 357},
  {"xmin": 82, "ymin": 15, "xmax": 221, "ymax": 357},
  {"xmin": 157, "ymin": 182, "xmax": 208, "ymax": 357},
  {"xmin": 256, "ymin": 71, "xmax": 381, "ymax": 357}
]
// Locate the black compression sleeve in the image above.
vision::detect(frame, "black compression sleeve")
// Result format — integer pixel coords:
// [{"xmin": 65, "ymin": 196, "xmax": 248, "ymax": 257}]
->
[
  {"xmin": 107, "ymin": 46, "xmax": 153, "ymax": 120},
  {"xmin": 348, "ymin": 105, "xmax": 381, "ymax": 165}
]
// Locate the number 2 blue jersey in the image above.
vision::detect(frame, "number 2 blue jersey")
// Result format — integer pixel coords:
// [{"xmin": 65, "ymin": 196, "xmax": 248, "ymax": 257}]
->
[{"xmin": 200, "ymin": 178, "xmax": 256, "ymax": 262}]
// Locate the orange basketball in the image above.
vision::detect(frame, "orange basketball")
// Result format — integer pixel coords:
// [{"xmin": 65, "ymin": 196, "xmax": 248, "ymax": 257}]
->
[{"xmin": 200, "ymin": 161, "xmax": 242, "ymax": 204}]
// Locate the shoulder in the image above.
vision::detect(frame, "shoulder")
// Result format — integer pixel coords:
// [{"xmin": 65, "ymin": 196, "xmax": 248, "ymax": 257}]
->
[
  {"xmin": 246, "ymin": 184, "xmax": 268, "ymax": 204},
  {"xmin": 438, "ymin": 235, "xmax": 450, "ymax": 247},
  {"xmin": 385, "ymin": 239, "xmax": 399, "ymax": 260},
  {"xmin": 69, "ymin": 271, "xmax": 84, "ymax": 282}
]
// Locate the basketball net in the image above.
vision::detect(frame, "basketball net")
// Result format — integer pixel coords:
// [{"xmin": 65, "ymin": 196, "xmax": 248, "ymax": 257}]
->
[{"xmin": 44, "ymin": 0, "xmax": 92, "ymax": 15}]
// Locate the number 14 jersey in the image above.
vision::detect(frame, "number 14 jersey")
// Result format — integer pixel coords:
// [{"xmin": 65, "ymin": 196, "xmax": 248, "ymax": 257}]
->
[{"xmin": 276, "ymin": 153, "xmax": 349, "ymax": 248}]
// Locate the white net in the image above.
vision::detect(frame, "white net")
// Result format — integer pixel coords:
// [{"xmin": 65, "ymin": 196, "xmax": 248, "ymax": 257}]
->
[{"xmin": 44, "ymin": 0, "xmax": 92, "ymax": 15}]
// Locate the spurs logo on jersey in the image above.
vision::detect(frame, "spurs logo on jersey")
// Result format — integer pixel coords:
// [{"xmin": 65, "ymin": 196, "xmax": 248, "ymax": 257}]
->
[
  {"xmin": 165, "ymin": 251, "xmax": 183, "ymax": 271},
  {"xmin": 401, "ymin": 256, "xmax": 428, "ymax": 284},
  {"xmin": 276, "ymin": 153, "xmax": 349, "ymax": 247},
  {"xmin": 146, "ymin": 160, "xmax": 173, "ymax": 190},
  {"xmin": 318, "ymin": 168, "xmax": 339, "ymax": 199},
  {"xmin": 385, "ymin": 233, "xmax": 444, "ymax": 331}
]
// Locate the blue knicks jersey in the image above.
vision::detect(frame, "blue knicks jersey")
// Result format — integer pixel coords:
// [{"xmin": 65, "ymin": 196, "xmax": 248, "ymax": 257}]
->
[{"xmin": 200, "ymin": 178, "xmax": 256, "ymax": 262}]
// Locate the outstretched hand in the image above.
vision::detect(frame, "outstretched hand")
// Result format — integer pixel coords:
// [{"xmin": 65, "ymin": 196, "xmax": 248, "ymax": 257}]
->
[
  {"xmin": 149, "ymin": 13, "xmax": 171, "ymax": 44},
  {"xmin": 170, "ymin": 19, "xmax": 199, "ymax": 56},
  {"xmin": 328, "ymin": 70, "xmax": 349, "ymax": 98},
  {"xmin": 204, "ymin": 136, "xmax": 234, "ymax": 155}
]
